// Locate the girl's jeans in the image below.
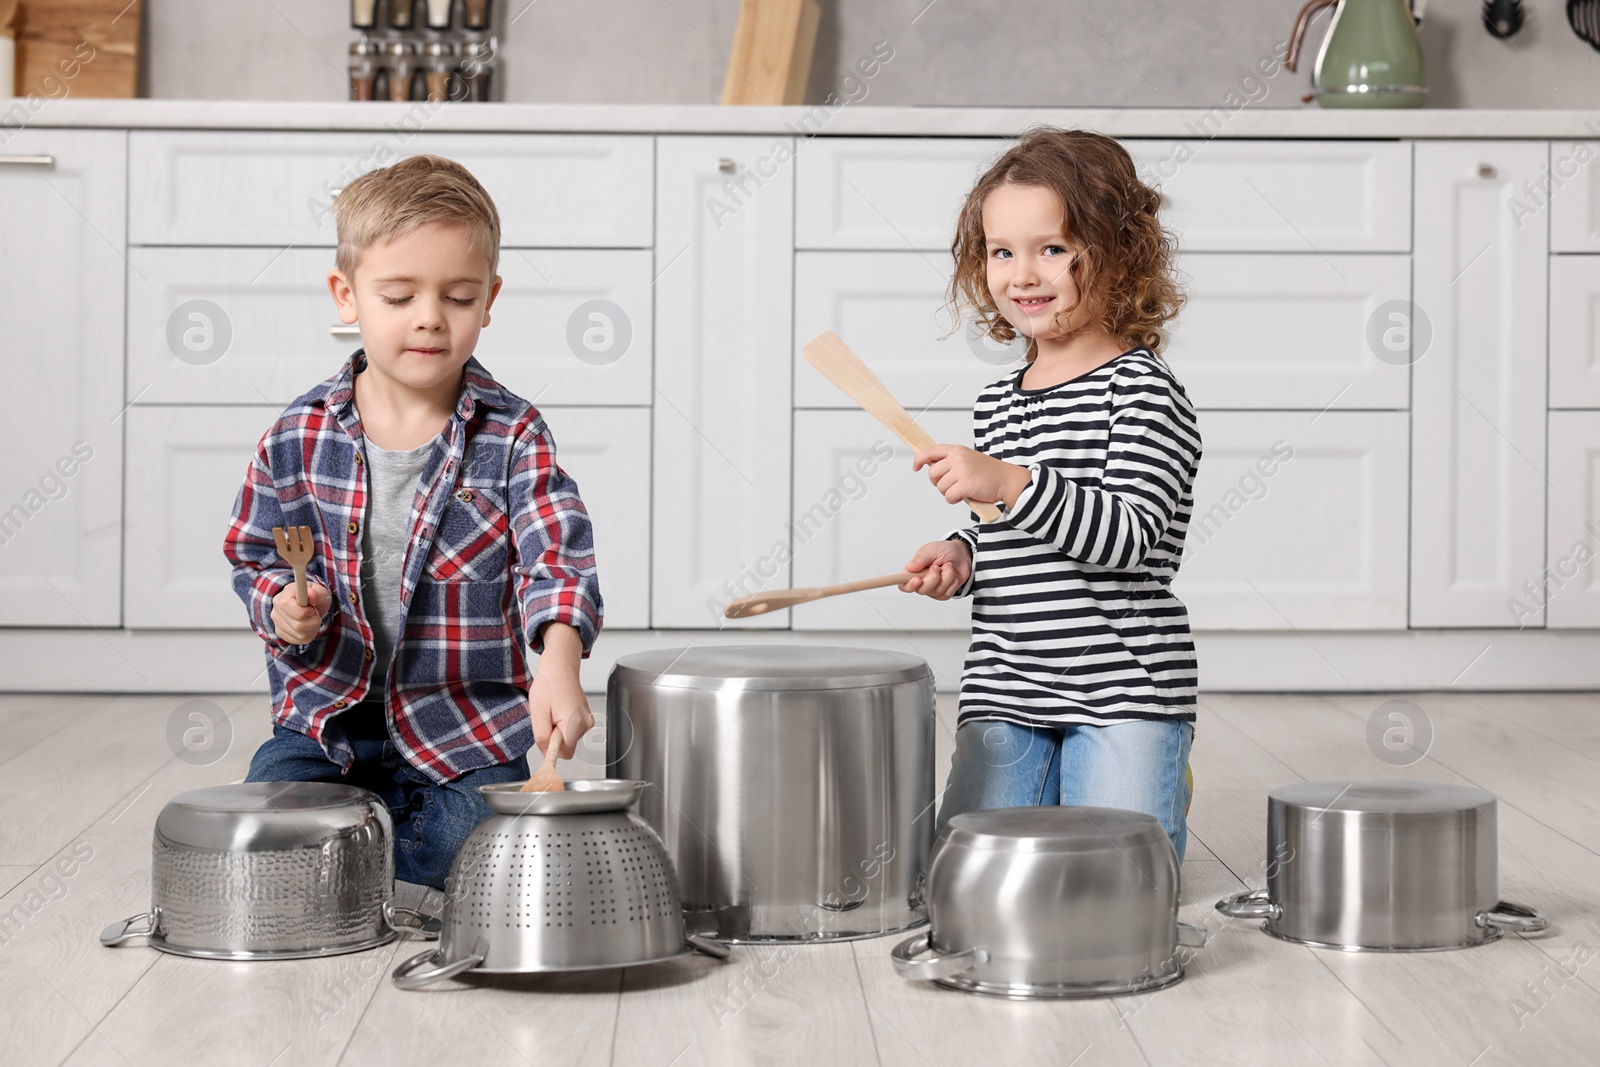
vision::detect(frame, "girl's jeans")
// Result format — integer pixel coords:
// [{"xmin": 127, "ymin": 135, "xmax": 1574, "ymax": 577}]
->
[
  {"xmin": 245, "ymin": 722, "xmax": 530, "ymax": 890},
  {"xmin": 936, "ymin": 717, "xmax": 1195, "ymax": 862}
]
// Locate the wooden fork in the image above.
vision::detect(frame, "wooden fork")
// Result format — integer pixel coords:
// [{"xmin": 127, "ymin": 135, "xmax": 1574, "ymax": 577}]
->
[
  {"xmin": 271, "ymin": 525, "xmax": 315, "ymax": 607},
  {"xmin": 520, "ymin": 726, "xmax": 566, "ymax": 792}
]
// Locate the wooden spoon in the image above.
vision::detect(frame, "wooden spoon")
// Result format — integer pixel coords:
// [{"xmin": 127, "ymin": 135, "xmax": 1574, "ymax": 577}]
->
[
  {"xmin": 802, "ymin": 331, "xmax": 1002, "ymax": 523},
  {"xmin": 271, "ymin": 525, "xmax": 315, "ymax": 606},
  {"xmin": 724, "ymin": 570, "xmax": 918, "ymax": 618},
  {"xmin": 519, "ymin": 726, "xmax": 565, "ymax": 792}
]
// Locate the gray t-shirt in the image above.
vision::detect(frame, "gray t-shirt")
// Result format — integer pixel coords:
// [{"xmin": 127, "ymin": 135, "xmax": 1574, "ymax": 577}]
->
[{"xmin": 359, "ymin": 435, "xmax": 435, "ymax": 699}]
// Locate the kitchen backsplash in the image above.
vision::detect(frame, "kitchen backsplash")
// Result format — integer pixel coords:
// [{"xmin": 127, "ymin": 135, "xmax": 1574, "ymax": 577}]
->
[{"xmin": 142, "ymin": 0, "xmax": 1596, "ymax": 109}]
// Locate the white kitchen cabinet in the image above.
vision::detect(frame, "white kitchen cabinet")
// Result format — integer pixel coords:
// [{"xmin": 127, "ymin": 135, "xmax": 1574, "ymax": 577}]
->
[
  {"xmin": 651, "ymin": 137, "xmax": 794, "ymax": 628},
  {"xmin": 126, "ymin": 246, "xmax": 654, "ymax": 407},
  {"xmin": 1171, "ymin": 411, "xmax": 1410, "ymax": 629},
  {"xmin": 1548, "ymin": 255, "xmax": 1600, "ymax": 408},
  {"xmin": 1168, "ymin": 253, "xmax": 1411, "ymax": 410},
  {"xmin": 1411, "ymin": 142, "xmax": 1549, "ymax": 628},
  {"xmin": 789, "ymin": 410, "xmax": 976, "ymax": 632},
  {"xmin": 124, "ymin": 406, "xmax": 278, "ymax": 628},
  {"xmin": 123, "ymin": 404, "xmax": 650, "ymax": 632},
  {"xmin": 129, "ymin": 131, "xmax": 654, "ymax": 248},
  {"xmin": 792, "ymin": 251, "xmax": 1013, "ymax": 412},
  {"xmin": 1545, "ymin": 412, "xmax": 1600, "ymax": 628},
  {"xmin": 0, "ymin": 131, "xmax": 126, "ymax": 627},
  {"xmin": 795, "ymin": 137, "xmax": 1411, "ymax": 253},
  {"xmin": 547, "ymin": 408, "xmax": 651, "ymax": 630},
  {"xmin": 1549, "ymin": 142, "xmax": 1598, "ymax": 252}
]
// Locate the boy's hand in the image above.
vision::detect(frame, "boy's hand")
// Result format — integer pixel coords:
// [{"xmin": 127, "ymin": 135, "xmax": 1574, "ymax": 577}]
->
[
  {"xmin": 271, "ymin": 579, "xmax": 331, "ymax": 646},
  {"xmin": 528, "ymin": 622, "xmax": 592, "ymax": 760},
  {"xmin": 900, "ymin": 539, "xmax": 972, "ymax": 601},
  {"xmin": 912, "ymin": 444, "xmax": 1032, "ymax": 510}
]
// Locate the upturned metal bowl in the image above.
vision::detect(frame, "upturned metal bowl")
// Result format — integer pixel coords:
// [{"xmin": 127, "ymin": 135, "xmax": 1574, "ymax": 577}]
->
[{"xmin": 100, "ymin": 782, "xmax": 435, "ymax": 960}]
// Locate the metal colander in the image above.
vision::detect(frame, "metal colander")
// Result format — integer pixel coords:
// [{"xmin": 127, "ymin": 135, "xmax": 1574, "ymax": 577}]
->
[{"xmin": 392, "ymin": 780, "xmax": 730, "ymax": 988}]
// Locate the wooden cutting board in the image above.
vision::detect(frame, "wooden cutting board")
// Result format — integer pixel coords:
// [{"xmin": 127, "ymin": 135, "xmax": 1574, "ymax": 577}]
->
[
  {"xmin": 721, "ymin": 0, "xmax": 819, "ymax": 106},
  {"xmin": 13, "ymin": 0, "xmax": 140, "ymax": 98}
]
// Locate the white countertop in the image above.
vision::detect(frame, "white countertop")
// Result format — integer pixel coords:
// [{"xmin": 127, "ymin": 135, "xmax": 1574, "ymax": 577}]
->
[{"xmin": 13, "ymin": 98, "xmax": 1600, "ymax": 138}]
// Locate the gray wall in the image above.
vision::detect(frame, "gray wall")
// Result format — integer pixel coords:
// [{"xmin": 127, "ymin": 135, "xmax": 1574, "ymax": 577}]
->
[{"xmin": 145, "ymin": 0, "xmax": 1600, "ymax": 108}]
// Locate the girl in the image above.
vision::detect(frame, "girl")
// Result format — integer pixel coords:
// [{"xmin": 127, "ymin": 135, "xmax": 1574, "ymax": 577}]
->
[{"xmin": 900, "ymin": 126, "xmax": 1201, "ymax": 860}]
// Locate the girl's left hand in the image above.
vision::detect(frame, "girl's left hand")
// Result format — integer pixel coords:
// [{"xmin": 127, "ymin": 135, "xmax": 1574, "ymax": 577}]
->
[{"xmin": 912, "ymin": 444, "xmax": 1032, "ymax": 509}]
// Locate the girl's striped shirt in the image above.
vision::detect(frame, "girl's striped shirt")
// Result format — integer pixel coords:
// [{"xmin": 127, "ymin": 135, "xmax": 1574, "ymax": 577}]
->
[{"xmin": 944, "ymin": 346, "xmax": 1202, "ymax": 729}]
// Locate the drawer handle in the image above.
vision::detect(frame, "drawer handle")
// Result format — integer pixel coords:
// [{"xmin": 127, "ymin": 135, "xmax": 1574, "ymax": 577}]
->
[
  {"xmin": 330, "ymin": 324, "xmax": 362, "ymax": 338},
  {"xmin": 1477, "ymin": 163, "xmax": 1497, "ymax": 179},
  {"xmin": 0, "ymin": 155, "xmax": 55, "ymax": 167},
  {"xmin": 718, "ymin": 158, "xmax": 735, "ymax": 173}
]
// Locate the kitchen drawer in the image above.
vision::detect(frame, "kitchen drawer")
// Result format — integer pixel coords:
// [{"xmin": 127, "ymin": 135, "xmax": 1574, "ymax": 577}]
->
[
  {"xmin": 125, "ymin": 406, "xmax": 277, "ymax": 628},
  {"xmin": 1170, "ymin": 411, "xmax": 1409, "ymax": 630},
  {"xmin": 793, "ymin": 251, "xmax": 1015, "ymax": 411},
  {"xmin": 1168, "ymin": 253, "xmax": 1411, "ymax": 409},
  {"xmin": 1549, "ymin": 255, "xmax": 1600, "ymax": 407},
  {"xmin": 789, "ymin": 410, "xmax": 974, "ymax": 633},
  {"xmin": 123, "ymin": 405, "xmax": 650, "ymax": 630},
  {"xmin": 795, "ymin": 138, "xmax": 1410, "ymax": 252},
  {"xmin": 126, "ymin": 247, "xmax": 653, "ymax": 406},
  {"xmin": 1549, "ymin": 142, "xmax": 1598, "ymax": 252},
  {"xmin": 1547, "ymin": 411, "xmax": 1600, "ymax": 627},
  {"xmin": 129, "ymin": 131, "xmax": 653, "ymax": 247}
]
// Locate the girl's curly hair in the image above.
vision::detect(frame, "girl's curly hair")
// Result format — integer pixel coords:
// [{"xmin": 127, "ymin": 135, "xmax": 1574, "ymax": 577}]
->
[{"xmin": 947, "ymin": 126, "xmax": 1186, "ymax": 362}]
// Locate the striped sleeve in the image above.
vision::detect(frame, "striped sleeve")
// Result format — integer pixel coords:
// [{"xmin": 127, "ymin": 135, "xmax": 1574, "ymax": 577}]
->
[
  {"xmin": 1003, "ymin": 367, "xmax": 1199, "ymax": 569},
  {"xmin": 508, "ymin": 416, "xmax": 604, "ymax": 658},
  {"xmin": 222, "ymin": 433, "xmax": 330, "ymax": 654}
]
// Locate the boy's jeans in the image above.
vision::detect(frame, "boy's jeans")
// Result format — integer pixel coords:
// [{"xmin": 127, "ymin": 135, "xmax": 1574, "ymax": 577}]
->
[
  {"xmin": 936, "ymin": 717, "xmax": 1194, "ymax": 862},
  {"xmin": 245, "ymin": 723, "xmax": 529, "ymax": 890}
]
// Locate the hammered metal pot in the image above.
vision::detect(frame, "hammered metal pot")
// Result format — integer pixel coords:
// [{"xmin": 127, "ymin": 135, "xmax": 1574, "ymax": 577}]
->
[
  {"xmin": 100, "ymin": 782, "xmax": 435, "ymax": 960},
  {"xmin": 1215, "ymin": 780, "xmax": 1550, "ymax": 951},
  {"xmin": 891, "ymin": 806, "xmax": 1207, "ymax": 999},
  {"xmin": 391, "ymin": 780, "xmax": 731, "ymax": 989}
]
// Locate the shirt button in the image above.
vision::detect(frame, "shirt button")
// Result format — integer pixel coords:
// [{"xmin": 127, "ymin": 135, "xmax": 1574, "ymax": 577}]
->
[
  {"xmin": 348, "ymin": 521, "xmax": 358, "ymax": 534},
  {"xmin": 354, "ymin": 453, "xmax": 363, "ymax": 465},
  {"xmin": 333, "ymin": 699, "xmax": 348, "ymax": 709},
  {"xmin": 364, "ymin": 646, "xmax": 374, "ymax": 660},
  {"xmin": 349, "ymin": 591, "xmax": 359, "ymax": 604},
  {"xmin": 457, "ymin": 489, "xmax": 474, "ymax": 503}
]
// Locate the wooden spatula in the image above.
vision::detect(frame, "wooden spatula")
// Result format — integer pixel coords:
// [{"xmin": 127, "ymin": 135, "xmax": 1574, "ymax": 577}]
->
[
  {"xmin": 802, "ymin": 332, "xmax": 1002, "ymax": 523},
  {"xmin": 520, "ymin": 726, "xmax": 565, "ymax": 792},
  {"xmin": 724, "ymin": 570, "xmax": 918, "ymax": 618},
  {"xmin": 271, "ymin": 525, "xmax": 315, "ymax": 606}
]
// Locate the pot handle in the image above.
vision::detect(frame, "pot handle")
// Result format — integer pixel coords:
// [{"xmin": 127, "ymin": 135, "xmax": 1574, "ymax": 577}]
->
[
  {"xmin": 391, "ymin": 938, "xmax": 487, "ymax": 991},
  {"xmin": 687, "ymin": 933, "xmax": 732, "ymax": 960},
  {"xmin": 1479, "ymin": 900, "xmax": 1550, "ymax": 935},
  {"xmin": 1215, "ymin": 888, "xmax": 1282, "ymax": 921},
  {"xmin": 383, "ymin": 900, "xmax": 442, "ymax": 941},
  {"xmin": 99, "ymin": 911, "xmax": 158, "ymax": 947},
  {"xmin": 890, "ymin": 933, "xmax": 988, "ymax": 982},
  {"xmin": 1176, "ymin": 920, "xmax": 1209, "ymax": 948}
]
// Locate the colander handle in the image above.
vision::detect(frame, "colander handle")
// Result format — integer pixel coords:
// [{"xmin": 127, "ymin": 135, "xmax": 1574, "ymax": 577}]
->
[
  {"xmin": 687, "ymin": 933, "xmax": 731, "ymax": 960},
  {"xmin": 890, "ymin": 933, "xmax": 987, "ymax": 982},
  {"xmin": 1479, "ymin": 900, "xmax": 1550, "ymax": 935},
  {"xmin": 1215, "ymin": 888, "xmax": 1281, "ymax": 921},
  {"xmin": 391, "ymin": 939, "xmax": 487, "ymax": 990},
  {"xmin": 384, "ymin": 901, "xmax": 442, "ymax": 941},
  {"xmin": 100, "ymin": 911, "xmax": 158, "ymax": 947}
]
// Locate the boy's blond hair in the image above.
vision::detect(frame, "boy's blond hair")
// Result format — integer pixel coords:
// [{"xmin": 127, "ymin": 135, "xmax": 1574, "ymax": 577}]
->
[{"xmin": 332, "ymin": 153, "xmax": 501, "ymax": 280}]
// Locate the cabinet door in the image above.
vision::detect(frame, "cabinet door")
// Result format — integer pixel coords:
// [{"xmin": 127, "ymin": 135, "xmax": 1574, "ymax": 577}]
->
[
  {"xmin": 790, "ymin": 410, "xmax": 975, "ymax": 632},
  {"xmin": 1169, "ymin": 253, "xmax": 1411, "ymax": 410},
  {"xmin": 124, "ymin": 407, "xmax": 278, "ymax": 628},
  {"xmin": 1548, "ymin": 255, "xmax": 1600, "ymax": 408},
  {"xmin": 1546, "ymin": 412, "xmax": 1600, "ymax": 628},
  {"xmin": 1411, "ymin": 143, "xmax": 1548, "ymax": 627},
  {"xmin": 652, "ymin": 137, "xmax": 794, "ymax": 628},
  {"xmin": 1170, "ymin": 412, "xmax": 1409, "ymax": 629},
  {"xmin": 547, "ymin": 409, "xmax": 650, "ymax": 630},
  {"xmin": 1549, "ymin": 142, "xmax": 1598, "ymax": 252},
  {"xmin": 0, "ymin": 132, "xmax": 125, "ymax": 626}
]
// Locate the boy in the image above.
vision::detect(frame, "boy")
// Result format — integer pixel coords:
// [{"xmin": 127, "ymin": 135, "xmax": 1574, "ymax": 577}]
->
[{"xmin": 222, "ymin": 154, "xmax": 602, "ymax": 890}]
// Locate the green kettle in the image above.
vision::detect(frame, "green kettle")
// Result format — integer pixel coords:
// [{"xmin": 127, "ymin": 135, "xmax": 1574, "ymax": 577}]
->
[{"xmin": 1285, "ymin": 0, "xmax": 1426, "ymax": 108}]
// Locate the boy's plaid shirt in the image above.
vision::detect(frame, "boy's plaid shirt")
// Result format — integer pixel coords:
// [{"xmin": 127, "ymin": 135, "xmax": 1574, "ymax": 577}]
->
[{"xmin": 222, "ymin": 350, "xmax": 603, "ymax": 783}]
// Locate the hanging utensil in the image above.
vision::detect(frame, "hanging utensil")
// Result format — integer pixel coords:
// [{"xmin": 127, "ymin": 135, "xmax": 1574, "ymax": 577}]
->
[
  {"xmin": 1568, "ymin": 0, "xmax": 1600, "ymax": 50},
  {"xmin": 1483, "ymin": 0, "xmax": 1524, "ymax": 37}
]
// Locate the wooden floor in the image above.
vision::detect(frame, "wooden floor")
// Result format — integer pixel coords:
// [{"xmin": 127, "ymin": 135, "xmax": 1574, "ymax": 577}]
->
[{"xmin": 3, "ymin": 690, "xmax": 1599, "ymax": 1066}]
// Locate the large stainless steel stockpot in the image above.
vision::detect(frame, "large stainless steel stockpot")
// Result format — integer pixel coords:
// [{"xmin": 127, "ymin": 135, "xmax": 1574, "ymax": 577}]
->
[
  {"xmin": 1215, "ymin": 780, "xmax": 1550, "ymax": 951},
  {"xmin": 891, "ymin": 806, "xmax": 1207, "ymax": 999},
  {"xmin": 391, "ymin": 780, "xmax": 730, "ymax": 989},
  {"xmin": 100, "ymin": 783, "xmax": 434, "ymax": 960},
  {"xmin": 606, "ymin": 645, "xmax": 935, "ymax": 942}
]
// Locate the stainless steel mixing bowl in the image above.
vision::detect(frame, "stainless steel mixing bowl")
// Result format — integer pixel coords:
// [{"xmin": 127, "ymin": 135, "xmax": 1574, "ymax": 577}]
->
[
  {"xmin": 390, "ymin": 779, "xmax": 730, "ymax": 988},
  {"xmin": 891, "ymin": 806, "xmax": 1207, "ymax": 999},
  {"xmin": 1215, "ymin": 779, "xmax": 1550, "ymax": 951}
]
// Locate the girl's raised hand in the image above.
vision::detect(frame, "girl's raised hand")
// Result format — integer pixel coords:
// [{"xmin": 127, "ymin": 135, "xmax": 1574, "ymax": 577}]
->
[{"xmin": 912, "ymin": 444, "xmax": 1031, "ymax": 508}]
